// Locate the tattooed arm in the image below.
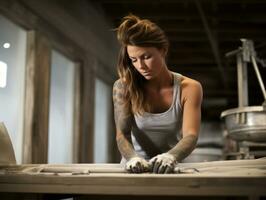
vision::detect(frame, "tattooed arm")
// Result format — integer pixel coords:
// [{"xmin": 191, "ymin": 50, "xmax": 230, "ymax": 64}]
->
[
  {"xmin": 113, "ymin": 80, "xmax": 150, "ymax": 173},
  {"xmin": 169, "ymin": 78, "xmax": 203, "ymax": 161},
  {"xmin": 113, "ymin": 79, "xmax": 136, "ymax": 159},
  {"xmin": 150, "ymin": 78, "xmax": 203, "ymax": 173}
]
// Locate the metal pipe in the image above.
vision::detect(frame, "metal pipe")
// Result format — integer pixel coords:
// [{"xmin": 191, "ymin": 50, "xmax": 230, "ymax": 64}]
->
[
  {"xmin": 251, "ymin": 55, "xmax": 266, "ymax": 101},
  {"xmin": 225, "ymin": 48, "xmax": 242, "ymax": 58},
  {"xmin": 237, "ymin": 53, "xmax": 248, "ymax": 107}
]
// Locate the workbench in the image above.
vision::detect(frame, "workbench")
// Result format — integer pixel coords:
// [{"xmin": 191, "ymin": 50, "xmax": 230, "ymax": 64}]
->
[{"xmin": 0, "ymin": 158, "xmax": 266, "ymax": 200}]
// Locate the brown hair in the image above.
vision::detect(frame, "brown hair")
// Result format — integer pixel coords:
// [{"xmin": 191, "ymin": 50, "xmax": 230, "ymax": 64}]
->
[{"xmin": 116, "ymin": 14, "xmax": 169, "ymax": 115}]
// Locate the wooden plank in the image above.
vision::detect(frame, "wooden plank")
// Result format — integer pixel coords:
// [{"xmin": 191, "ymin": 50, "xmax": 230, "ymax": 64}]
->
[
  {"xmin": 0, "ymin": 159, "xmax": 265, "ymax": 179},
  {"xmin": 0, "ymin": 173, "xmax": 265, "ymax": 196},
  {"xmin": 0, "ymin": 160, "xmax": 265, "ymax": 197}
]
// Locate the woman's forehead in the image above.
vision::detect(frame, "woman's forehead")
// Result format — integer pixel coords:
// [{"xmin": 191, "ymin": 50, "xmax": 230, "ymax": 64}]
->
[{"xmin": 127, "ymin": 45, "xmax": 158, "ymax": 56}]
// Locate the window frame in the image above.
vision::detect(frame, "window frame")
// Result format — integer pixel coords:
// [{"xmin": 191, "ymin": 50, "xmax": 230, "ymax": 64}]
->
[{"xmin": 0, "ymin": 1, "xmax": 94, "ymax": 163}]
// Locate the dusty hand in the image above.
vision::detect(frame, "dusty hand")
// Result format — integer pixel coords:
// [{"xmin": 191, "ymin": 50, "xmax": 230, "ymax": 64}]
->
[
  {"xmin": 126, "ymin": 157, "xmax": 151, "ymax": 173},
  {"xmin": 149, "ymin": 153, "xmax": 178, "ymax": 174}
]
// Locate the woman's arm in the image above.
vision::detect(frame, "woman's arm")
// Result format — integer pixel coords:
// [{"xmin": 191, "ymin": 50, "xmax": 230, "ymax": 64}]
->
[
  {"xmin": 113, "ymin": 80, "xmax": 136, "ymax": 160},
  {"xmin": 168, "ymin": 79, "xmax": 202, "ymax": 161},
  {"xmin": 113, "ymin": 80, "xmax": 150, "ymax": 172},
  {"xmin": 150, "ymin": 78, "xmax": 203, "ymax": 173}
]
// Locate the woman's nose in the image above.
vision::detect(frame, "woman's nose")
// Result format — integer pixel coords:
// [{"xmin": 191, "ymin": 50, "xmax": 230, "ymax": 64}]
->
[{"xmin": 138, "ymin": 59, "xmax": 146, "ymax": 69}]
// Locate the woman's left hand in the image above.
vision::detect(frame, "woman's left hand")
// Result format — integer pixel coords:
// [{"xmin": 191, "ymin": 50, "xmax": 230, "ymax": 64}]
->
[{"xmin": 149, "ymin": 153, "xmax": 178, "ymax": 174}]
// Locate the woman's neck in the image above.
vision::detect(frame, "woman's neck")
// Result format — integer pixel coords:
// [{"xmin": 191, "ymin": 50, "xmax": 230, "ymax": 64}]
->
[{"xmin": 145, "ymin": 66, "xmax": 173, "ymax": 90}]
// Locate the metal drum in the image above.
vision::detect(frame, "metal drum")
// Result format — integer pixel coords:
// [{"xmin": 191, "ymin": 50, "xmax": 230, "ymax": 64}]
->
[{"xmin": 221, "ymin": 106, "xmax": 266, "ymax": 142}]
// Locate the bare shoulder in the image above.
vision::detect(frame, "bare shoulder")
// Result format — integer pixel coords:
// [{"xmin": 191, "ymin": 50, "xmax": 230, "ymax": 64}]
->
[
  {"xmin": 180, "ymin": 75, "xmax": 203, "ymax": 103},
  {"xmin": 113, "ymin": 79, "xmax": 128, "ymax": 100},
  {"xmin": 181, "ymin": 76, "xmax": 202, "ymax": 90},
  {"xmin": 113, "ymin": 79, "xmax": 126, "ymax": 91}
]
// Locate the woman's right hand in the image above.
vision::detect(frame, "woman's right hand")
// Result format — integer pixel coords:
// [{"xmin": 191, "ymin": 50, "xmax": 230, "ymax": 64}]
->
[{"xmin": 126, "ymin": 157, "xmax": 151, "ymax": 173}]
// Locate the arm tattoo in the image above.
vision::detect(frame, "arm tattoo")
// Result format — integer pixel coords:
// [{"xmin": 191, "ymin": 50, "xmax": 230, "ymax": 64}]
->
[
  {"xmin": 116, "ymin": 131, "xmax": 138, "ymax": 160},
  {"xmin": 113, "ymin": 80, "xmax": 137, "ymax": 160},
  {"xmin": 168, "ymin": 134, "xmax": 198, "ymax": 162}
]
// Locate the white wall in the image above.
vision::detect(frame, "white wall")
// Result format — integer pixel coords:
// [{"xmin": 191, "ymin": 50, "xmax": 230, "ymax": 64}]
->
[{"xmin": 0, "ymin": 15, "xmax": 27, "ymax": 164}]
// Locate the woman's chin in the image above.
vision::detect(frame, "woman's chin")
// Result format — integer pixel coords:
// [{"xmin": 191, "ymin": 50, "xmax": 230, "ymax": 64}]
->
[
  {"xmin": 144, "ymin": 75, "xmax": 153, "ymax": 80},
  {"xmin": 142, "ymin": 73, "xmax": 153, "ymax": 80}
]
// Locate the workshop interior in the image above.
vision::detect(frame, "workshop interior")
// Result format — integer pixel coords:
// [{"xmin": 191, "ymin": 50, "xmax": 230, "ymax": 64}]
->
[{"xmin": 0, "ymin": 0, "xmax": 266, "ymax": 199}]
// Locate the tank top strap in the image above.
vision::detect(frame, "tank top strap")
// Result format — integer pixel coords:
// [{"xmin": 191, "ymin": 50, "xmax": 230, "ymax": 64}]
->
[{"xmin": 171, "ymin": 72, "xmax": 183, "ymax": 111}]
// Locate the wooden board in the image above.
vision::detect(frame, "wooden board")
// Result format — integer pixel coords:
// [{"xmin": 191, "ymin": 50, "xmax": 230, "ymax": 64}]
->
[{"xmin": 0, "ymin": 159, "xmax": 266, "ymax": 198}]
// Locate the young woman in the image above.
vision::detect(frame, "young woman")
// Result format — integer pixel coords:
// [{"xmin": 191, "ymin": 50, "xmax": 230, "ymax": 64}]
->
[{"xmin": 113, "ymin": 14, "xmax": 203, "ymax": 174}]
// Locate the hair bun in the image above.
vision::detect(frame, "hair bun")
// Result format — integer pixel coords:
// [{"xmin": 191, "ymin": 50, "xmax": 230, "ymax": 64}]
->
[{"xmin": 117, "ymin": 14, "xmax": 141, "ymax": 45}]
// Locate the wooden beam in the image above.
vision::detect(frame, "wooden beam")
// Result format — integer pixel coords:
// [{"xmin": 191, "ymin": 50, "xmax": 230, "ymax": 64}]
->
[
  {"xmin": 79, "ymin": 59, "xmax": 95, "ymax": 163},
  {"xmin": 73, "ymin": 62, "xmax": 82, "ymax": 163},
  {"xmin": 23, "ymin": 31, "xmax": 51, "ymax": 164}
]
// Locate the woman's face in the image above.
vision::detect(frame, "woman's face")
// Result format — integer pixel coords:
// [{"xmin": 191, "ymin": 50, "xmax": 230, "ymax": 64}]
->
[{"xmin": 127, "ymin": 45, "xmax": 166, "ymax": 80}]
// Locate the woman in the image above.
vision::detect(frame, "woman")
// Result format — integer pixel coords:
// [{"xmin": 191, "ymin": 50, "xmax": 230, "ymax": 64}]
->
[{"xmin": 113, "ymin": 14, "xmax": 202, "ymax": 174}]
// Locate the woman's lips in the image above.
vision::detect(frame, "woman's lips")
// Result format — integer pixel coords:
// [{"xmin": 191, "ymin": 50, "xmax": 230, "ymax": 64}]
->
[{"xmin": 142, "ymin": 71, "xmax": 151, "ymax": 75}]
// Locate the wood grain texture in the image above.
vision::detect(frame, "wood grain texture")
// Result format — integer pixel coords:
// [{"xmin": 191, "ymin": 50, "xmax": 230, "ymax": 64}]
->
[
  {"xmin": 73, "ymin": 62, "xmax": 82, "ymax": 163},
  {"xmin": 0, "ymin": 160, "xmax": 266, "ymax": 198},
  {"xmin": 23, "ymin": 31, "xmax": 51, "ymax": 164}
]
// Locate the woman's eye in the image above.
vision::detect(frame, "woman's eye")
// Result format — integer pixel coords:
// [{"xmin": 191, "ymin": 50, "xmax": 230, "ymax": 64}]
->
[
  {"xmin": 144, "ymin": 55, "xmax": 151, "ymax": 59},
  {"xmin": 131, "ymin": 59, "xmax": 137, "ymax": 63}
]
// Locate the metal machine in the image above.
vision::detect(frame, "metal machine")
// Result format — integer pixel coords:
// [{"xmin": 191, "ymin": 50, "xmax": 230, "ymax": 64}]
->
[{"xmin": 221, "ymin": 39, "xmax": 266, "ymax": 159}]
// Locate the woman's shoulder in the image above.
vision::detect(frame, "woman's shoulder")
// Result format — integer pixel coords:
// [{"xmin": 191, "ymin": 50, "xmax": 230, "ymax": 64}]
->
[
  {"xmin": 180, "ymin": 75, "xmax": 203, "ymax": 100},
  {"xmin": 171, "ymin": 72, "xmax": 201, "ymax": 89},
  {"xmin": 181, "ymin": 75, "xmax": 201, "ymax": 87},
  {"xmin": 113, "ymin": 78, "xmax": 126, "ymax": 90}
]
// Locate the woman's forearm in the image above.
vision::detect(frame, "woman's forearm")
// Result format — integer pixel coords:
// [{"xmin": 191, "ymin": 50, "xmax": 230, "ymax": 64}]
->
[
  {"xmin": 116, "ymin": 131, "xmax": 138, "ymax": 160},
  {"xmin": 167, "ymin": 134, "xmax": 198, "ymax": 162}
]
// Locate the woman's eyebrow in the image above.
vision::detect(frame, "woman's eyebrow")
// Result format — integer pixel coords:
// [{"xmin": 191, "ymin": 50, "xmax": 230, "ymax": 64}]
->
[{"xmin": 129, "ymin": 53, "xmax": 149, "ymax": 59}]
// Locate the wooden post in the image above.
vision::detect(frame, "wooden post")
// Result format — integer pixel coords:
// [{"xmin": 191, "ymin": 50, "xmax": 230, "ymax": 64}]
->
[
  {"xmin": 23, "ymin": 31, "xmax": 51, "ymax": 164},
  {"xmin": 73, "ymin": 62, "xmax": 82, "ymax": 163}
]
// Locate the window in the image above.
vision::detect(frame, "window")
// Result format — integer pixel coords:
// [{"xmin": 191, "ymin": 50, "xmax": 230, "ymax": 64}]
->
[
  {"xmin": 48, "ymin": 50, "xmax": 75, "ymax": 163},
  {"xmin": 0, "ymin": 15, "xmax": 27, "ymax": 164},
  {"xmin": 94, "ymin": 78, "xmax": 112, "ymax": 163}
]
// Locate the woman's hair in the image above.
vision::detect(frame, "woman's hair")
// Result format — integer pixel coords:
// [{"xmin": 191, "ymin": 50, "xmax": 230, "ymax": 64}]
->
[{"xmin": 116, "ymin": 14, "xmax": 169, "ymax": 115}]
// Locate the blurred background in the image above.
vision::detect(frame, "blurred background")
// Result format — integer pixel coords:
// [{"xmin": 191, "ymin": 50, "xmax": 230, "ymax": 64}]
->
[{"xmin": 0, "ymin": 0, "xmax": 265, "ymax": 164}]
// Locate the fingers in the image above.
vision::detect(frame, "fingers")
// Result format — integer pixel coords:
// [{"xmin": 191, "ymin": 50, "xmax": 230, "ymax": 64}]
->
[
  {"xmin": 126, "ymin": 157, "xmax": 151, "ymax": 173},
  {"xmin": 152, "ymin": 159, "xmax": 162, "ymax": 173},
  {"xmin": 129, "ymin": 162, "xmax": 142, "ymax": 173},
  {"xmin": 149, "ymin": 153, "xmax": 177, "ymax": 174},
  {"xmin": 130, "ymin": 162, "xmax": 140, "ymax": 173},
  {"xmin": 158, "ymin": 164, "xmax": 166, "ymax": 173},
  {"xmin": 164, "ymin": 165, "xmax": 174, "ymax": 174},
  {"xmin": 152, "ymin": 161, "xmax": 174, "ymax": 174},
  {"xmin": 150, "ymin": 157, "xmax": 165, "ymax": 174},
  {"xmin": 126, "ymin": 154, "xmax": 177, "ymax": 174}
]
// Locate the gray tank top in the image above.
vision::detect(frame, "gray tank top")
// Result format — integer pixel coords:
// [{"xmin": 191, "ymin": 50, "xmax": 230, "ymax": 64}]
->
[{"xmin": 131, "ymin": 72, "xmax": 183, "ymax": 159}]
